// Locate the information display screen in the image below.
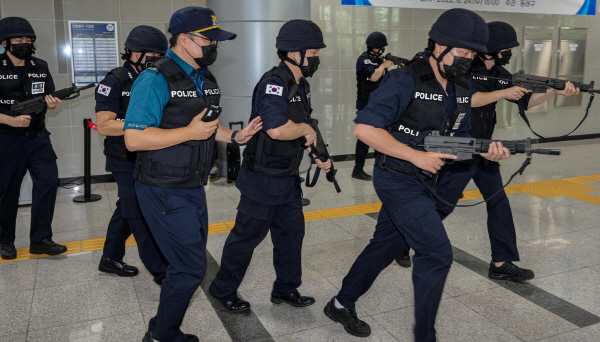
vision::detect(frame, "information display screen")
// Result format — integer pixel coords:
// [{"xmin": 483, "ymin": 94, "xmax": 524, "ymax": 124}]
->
[{"xmin": 69, "ymin": 21, "xmax": 119, "ymax": 85}]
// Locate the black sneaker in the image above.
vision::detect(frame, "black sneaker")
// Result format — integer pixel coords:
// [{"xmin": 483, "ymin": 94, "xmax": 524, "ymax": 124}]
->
[
  {"xmin": 1, "ymin": 243, "xmax": 17, "ymax": 260},
  {"xmin": 29, "ymin": 238, "xmax": 67, "ymax": 256},
  {"xmin": 489, "ymin": 261, "xmax": 535, "ymax": 281},
  {"xmin": 324, "ymin": 297, "xmax": 371, "ymax": 337},
  {"xmin": 395, "ymin": 247, "xmax": 411, "ymax": 268},
  {"xmin": 352, "ymin": 170, "xmax": 373, "ymax": 181}
]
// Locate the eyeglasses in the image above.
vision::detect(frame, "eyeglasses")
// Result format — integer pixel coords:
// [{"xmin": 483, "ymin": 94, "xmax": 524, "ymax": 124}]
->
[{"xmin": 186, "ymin": 33, "xmax": 220, "ymax": 48}]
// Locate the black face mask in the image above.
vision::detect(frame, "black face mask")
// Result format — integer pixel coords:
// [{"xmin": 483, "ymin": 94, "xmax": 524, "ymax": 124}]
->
[
  {"xmin": 369, "ymin": 48, "xmax": 384, "ymax": 58},
  {"xmin": 10, "ymin": 43, "xmax": 34, "ymax": 59},
  {"xmin": 144, "ymin": 55, "xmax": 161, "ymax": 69},
  {"xmin": 300, "ymin": 56, "xmax": 320, "ymax": 78},
  {"xmin": 494, "ymin": 49, "xmax": 512, "ymax": 66},
  {"xmin": 186, "ymin": 36, "xmax": 218, "ymax": 69},
  {"xmin": 436, "ymin": 48, "xmax": 473, "ymax": 80}
]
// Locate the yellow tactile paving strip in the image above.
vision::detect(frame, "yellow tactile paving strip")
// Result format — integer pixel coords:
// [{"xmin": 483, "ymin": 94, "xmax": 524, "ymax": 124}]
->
[{"xmin": 2, "ymin": 174, "xmax": 600, "ymax": 264}]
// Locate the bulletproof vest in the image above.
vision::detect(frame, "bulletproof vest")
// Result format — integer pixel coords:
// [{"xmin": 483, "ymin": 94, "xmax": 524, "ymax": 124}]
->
[
  {"xmin": 103, "ymin": 66, "xmax": 136, "ymax": 163},
  {"xmin": 0, "ymin": 54, "xmax": 50, "ymax": 135},
  {"xmin": 468, "ymin": 59, "xmax": 512, "ymax": 139},
  {"xmin": 134, "ymin": 57, "xmax": 220, "ymax": 189},
  {"xmin": 375, "ymin": 58, "xmax": 471, "ymax": 176},
  {"xmin": 357, "ymin": 51, "xmax": 384, "ymax": 100},
  {"xmin": 242, "ymin": 66, "xmax": 311, "ymax": 177}
]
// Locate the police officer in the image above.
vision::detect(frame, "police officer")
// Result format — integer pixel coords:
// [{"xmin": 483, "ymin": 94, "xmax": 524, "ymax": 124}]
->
[
  {"xmin": 95, "ymin": 25, "xmax": 169, "ymax": 282},
  {"xmin": 352, "ymin": 32, "xmax": 393, "ymax": 182},
  {"xmin": 208, "ymin": 19, "xmax": 330, "ymax": 312},
  {"xmin": 0, "ymin": 17, "xmax": 67, "ymax": 260},
  {"xmin": 323, "ymin": 9, "xmax": 502, "ymax": 340},
  {"xmin": 433, "ymin": 21, "xmax": 579, "ymax": 281},
  {"xmin": 124, "ymin": 7, "xmax": 262, "ymax": 342}
]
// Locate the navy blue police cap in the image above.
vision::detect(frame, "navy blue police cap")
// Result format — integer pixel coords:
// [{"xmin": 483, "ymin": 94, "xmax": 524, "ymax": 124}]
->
[
  {"xmin": 486, "ymin": 21, "xmax": 519, "ymax": 53},
  {"xmin": 169, "ymin": 7, "xmax": 236, "ymax": 41},
  {"xmin": 366, "ymin": 32, "xmax": 387, "ymax": 49},
  {"xmin": 429, "ymin": 8, "xmax": 488, "ymax": 53}
]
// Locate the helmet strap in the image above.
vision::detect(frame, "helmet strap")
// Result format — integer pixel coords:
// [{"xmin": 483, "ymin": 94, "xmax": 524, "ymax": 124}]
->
[
  {"xmin": 282, "ymin": 50, "xmax": 306, "ymax": 70},
  {"xmin": 130, "ymin": 51, "xmax": 147, "ymax": 73}
]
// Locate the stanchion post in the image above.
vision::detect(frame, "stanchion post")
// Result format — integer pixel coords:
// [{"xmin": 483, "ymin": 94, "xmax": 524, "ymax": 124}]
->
[{"xmin": 73, "ymin": 118, "xmax": 102, "ymax": 203}]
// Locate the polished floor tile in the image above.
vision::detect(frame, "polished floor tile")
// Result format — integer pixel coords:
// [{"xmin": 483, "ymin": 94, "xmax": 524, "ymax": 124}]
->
[
  {"xmin": 0, "ymin": 259, "xmax": 37, "ymax": 294},
  {"xmin": 0, "ymin": 291, "xmax": 33, "ymax": 337},
  {"xmin": 455, "ymin": 287, "xmax": 579, "ymax": 341},
  {"xmin": 530, "ymin": 268, "xmax": 600, "ymax": 317},
  {"xmin": 373, "ymin": 298, "xmax": 522, "ymax": 342},
  {"xmin": 529, "ymin": 231, "xmax": 600, "ymax": 267}
]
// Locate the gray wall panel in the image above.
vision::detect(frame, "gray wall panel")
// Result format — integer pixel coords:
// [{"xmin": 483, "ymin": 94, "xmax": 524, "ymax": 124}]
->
[{"xmin": 208, "ymin": 0, "xmax": 310, "ymax": 22}]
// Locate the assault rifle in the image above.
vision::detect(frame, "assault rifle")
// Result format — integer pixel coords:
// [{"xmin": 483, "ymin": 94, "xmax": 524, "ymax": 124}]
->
[
  {"xmin": 413, "ymin": 131, "xmax": 560, "ymax": 208},
  {"xmin": 421, "ymin": 131, "xmax": 560, "ymax": 162},
  {"xmin": 11, "ymin": 83, "xmax": 95, "ymax": 117},
  {"xmin": 384, "ymin": 53, "xmax": 409, "ymax": 67},
  {"xmin": 304, "ymin": 118, "xmax": 341, "ymax": 193},
  {"xmin": 478, "ymin": 70, "xmax": 600, "ymax": 140},
  {"xmin": 480, "ymin": 70, "xmax": 600, "ymax": 94}
]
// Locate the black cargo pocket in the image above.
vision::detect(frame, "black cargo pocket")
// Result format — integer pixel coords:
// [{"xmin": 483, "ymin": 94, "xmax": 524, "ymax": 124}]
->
[
  {"xmin": 148, "ymin": 144, "xmax": 193, "ymax": 178},
  {"xmin": 261, "ymin": 139, "xmax": 297, "ymax": 169}
]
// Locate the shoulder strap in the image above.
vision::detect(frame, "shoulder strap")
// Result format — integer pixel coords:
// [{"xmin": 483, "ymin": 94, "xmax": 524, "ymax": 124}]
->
[
  {"xmin": 405, "ymin": 58, "xmax": 436, "ymax": 84},
  {"xmin": 110, "ymin": 67, "xmax": 133, "ymax": 88},
  {"xmin": 203, "ymin": 69, "xmax": 217, "ymax": 83},
  {"xmin": 152, "ymin": 57, "xmax": 188, "ymax": 84}
]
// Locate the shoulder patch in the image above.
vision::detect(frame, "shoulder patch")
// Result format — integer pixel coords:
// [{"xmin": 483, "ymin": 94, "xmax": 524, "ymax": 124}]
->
[
  {"xmin": 265, "ymin": 84, "xmax": 283, "ymax": 96},
  {"xmin": 97, "ymin": 84, "xmax": 111, "ymax": 96},
  {"xmin": 364, "ymin": 59, "xmax": 372, "ymax": 65}
]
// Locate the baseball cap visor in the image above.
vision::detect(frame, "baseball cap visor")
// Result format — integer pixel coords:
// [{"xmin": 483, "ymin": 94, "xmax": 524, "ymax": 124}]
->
[{"xmin": 199, "ymin": 27, "xmax": 237, "ymax": 41}]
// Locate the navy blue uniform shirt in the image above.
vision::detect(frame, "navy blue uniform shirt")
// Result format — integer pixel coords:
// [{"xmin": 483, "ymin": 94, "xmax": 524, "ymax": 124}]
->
[
  {"xmin": 0, "ymin": 64, "xmax": 56, "ymax": 154},
  {"xmin": 355, "ymin": 58, "xmax": 472, "ymax": 190},
  {"xmin": 95, "ymin": 61, "xmax": 138, "ymax": 172},
  {"xmin": 356, "ymin": 52, "xmax": 384, "ymax": 110},
  {"xmin": 237, "ymin": 62, "xmax": 305, "ymax": 205}
]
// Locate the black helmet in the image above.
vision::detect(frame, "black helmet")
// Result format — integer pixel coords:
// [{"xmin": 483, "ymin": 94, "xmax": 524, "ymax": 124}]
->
[
  {"xmin": 429, "ymin": 9, "xmax": 488, "ymax": 53},
  {"xmin": 0, "ymin": 17, "xmax": 36, "ymax": 42},
  {"xmin": 125, "ymin": 25, "xmax": 168, "ymax": 55},
  {"xmin": 366, "ymin": 31, "xmax": 387, "ymax": 49},
  {"xmin": 276, "ymin": 19, "xmax": 326, "ymax": 51},
  {"xmin": 486, "ymin": 21, "xmax": 519, "ymax": 53}
]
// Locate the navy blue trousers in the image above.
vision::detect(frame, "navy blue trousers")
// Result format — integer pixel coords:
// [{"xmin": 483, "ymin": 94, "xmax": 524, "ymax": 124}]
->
[
  {"xmin": 435, "ymin": 157, "xmax": 519, "ymax": 262},
  {"xmin": 353, "ymin": 139, "xmax": 370, "ymax": 174},
  {"xmin": 209, "ymin": 194, "xmax": 305, "ymax": 301},
  {"xmin": 135, "ymin": 182, "xmax": 208, "ymax": 342},
  {"xmin": 103, "ymin": 169, "xmax": 167, "ymax": 284},
  {"xmin": 0, "ymin": 131, "xmax": 57, "ymax": 244},
  {"xmin": 337, "ymin": 176, "xmax": 452, "ymax": 342}
]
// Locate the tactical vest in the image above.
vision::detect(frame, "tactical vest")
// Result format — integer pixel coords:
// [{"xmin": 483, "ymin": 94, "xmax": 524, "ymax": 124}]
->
[
  {"xmin": 357, "ymin": 52, "xmax": 384, "ymax": 100},
  {"xmin": 242, "ymin": 66, "xmax": 311, "ymax": 177},
  {"xmin": 375, "ymin": 58, "xmax": 471, "ymax": 177},
  {"xmin": 103, "ymin": 66, "xmax": 136, "ymax": 163},
  {"xmin": 0, "ymin": 54, "xmax": 50, "ymax": 135},
  {"xmin": 468, "ymin": 59, "xmax": 512, "ymax": 139},
  {"xmin": 134, "ymin": 57, "xmax": 220, "ymax": 189}
]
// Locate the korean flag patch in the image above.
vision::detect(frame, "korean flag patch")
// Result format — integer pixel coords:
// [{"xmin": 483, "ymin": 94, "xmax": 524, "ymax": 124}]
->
[
  {"xmin": 266, "ymin": 84, "xmax": 283, "ymax": 96},
  {"xmin": 364, "ymin": 59, "xmax": 372, "ymax": 65},
  {"xmin": 98, "ymin": 84, "xmax": 111, "ymax": 96},
  {"xmin": 31, "ymin": 82, "xmax": 45, "ymax": 94}
]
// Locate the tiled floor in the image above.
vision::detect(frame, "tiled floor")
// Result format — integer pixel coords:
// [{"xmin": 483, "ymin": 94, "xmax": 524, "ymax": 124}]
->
[{"xmin": 2, "ymin": 139, "xmax": 600, "ymax": 341}]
